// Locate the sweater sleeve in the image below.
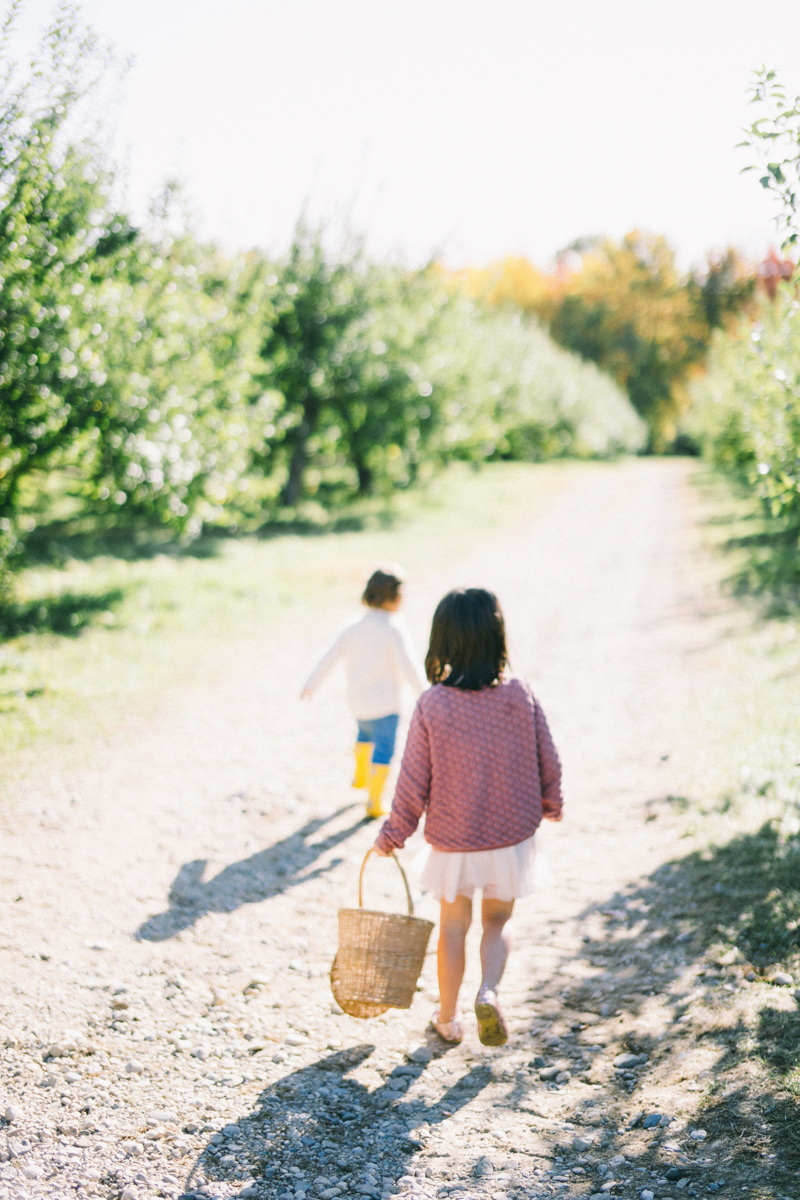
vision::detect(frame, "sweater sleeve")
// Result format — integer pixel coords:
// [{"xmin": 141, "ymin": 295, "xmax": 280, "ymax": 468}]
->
[
  {"xmin": 534, "ymin": 699, "xmax": 563, "ymax": 821},
  {"xmin": 301, "ymin": 629, "xmax": 346, "ymax": 695},
  {"xmin": 391, "ymin": 622, "xmax": 428, "ymax": 696},
  {"xmin": 375, "ymin": 700, "xmax": 431, "ymax": 852}
]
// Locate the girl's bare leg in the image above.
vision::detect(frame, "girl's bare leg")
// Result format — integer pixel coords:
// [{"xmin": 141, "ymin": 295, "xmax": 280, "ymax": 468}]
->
[
  {"xmin": 437, "ymin": 895, "xmax": 473, "ymax": 1021},
  {"xmin": 474, "ymin": 898, "xmax": 514, "ymax": 1045},
  {"xmin": 479, "ymin": 898, "xmax": 515, "ymax": 992}
]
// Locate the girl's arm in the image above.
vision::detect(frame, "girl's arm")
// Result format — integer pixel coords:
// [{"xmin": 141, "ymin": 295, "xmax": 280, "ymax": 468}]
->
[
  {"xmin": 300, "ymin": 630, "xmax": 346, "ymax": 698},
  {"xmin": 374, "ymin": 702, "xmax": 431, "ymax": 853},
  {"xmin": 535, "ymin": 699, "xmax": 563, "ymax": 822}
]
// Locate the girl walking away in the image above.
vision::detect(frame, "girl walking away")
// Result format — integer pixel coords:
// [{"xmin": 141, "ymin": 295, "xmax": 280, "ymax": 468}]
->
[
  {"xmin": 374, "ymin": 588, "xmax": 562, "ymax": 1046},
  {"xmin": 301, "ymin": 566, "xmax": 427, "ymax": 819}
]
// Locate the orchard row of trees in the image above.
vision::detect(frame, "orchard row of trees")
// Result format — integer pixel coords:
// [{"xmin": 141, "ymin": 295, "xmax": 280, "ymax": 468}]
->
[
  {"xmin": 446, "ymin": 235, "xmax": 778, "ymax": 453},
  {"xmin": 686, "ymin": 69, "xmax": 800, "ymax": 594},
  {"xmin": 0, "ymin": 6, "xmax": 644, "ymax": 594}
]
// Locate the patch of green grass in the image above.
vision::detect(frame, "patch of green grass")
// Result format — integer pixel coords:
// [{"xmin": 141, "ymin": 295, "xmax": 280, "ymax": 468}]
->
[
  {"xmin": 693, "ymin": 465, "xmax": 800, "ymax": 615},
  {"xmin": 665, "ymin": 469, "xmax": 800, "ymax": 839}
]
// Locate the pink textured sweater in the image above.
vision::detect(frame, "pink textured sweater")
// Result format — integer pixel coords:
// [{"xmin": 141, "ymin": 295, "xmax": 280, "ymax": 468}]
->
[{"xmin": 375, "ymin": 676, "xmax": 562, "ymax": 854}]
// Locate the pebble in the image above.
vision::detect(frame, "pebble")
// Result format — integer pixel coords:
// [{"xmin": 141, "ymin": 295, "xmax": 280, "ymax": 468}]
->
[
  {"xmin": 544, "ymin": 1035, "xmax": 560, "ymax": 1047},
  {"xmin": 125, "ymin": 1059, "xmax": 144, "ymax": 1074},
  {"xmin": 640, "ymin": 1190, "xmax": 654, "ymax": 1200},
  {"xmin": 612, "ymin": 1053, "xmax": 640, "ymax": 1069},
  {"xmin": 408, "ymin": 1046, "xmax": 433, "ymax": 1064},
  {"xmin": 773, "ymin": 972, "xmax": 793, "ymax": 987},
  {"xmin": 539, "ymin": 1066, "xmax": 561, "ymax": 1080},
  {"xmin": 555, "ymin": 1070, "xmax": 571, "ymax": 1083},
  {"xmin": 4, "ymin": 1106, "xmax": 23, "ymax": 1123},
  {"xmin": 285, "ymin": 1033, "xmax": 308, "ymax": 1046},
  {"xmin": 573, "ymin": 1135, "xmax": 595, "ymax": 1151},
  {"xmin": 690, "ymin": 1129, "xmax": 707, "ymax": 1141},
  {"xmin": 642, "ymin": 1113, "xmax": 664, "ymax": 1130}
]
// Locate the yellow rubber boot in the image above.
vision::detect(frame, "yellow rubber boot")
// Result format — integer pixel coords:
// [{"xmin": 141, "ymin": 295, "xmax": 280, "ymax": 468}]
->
[
  {"xmin": 353, "ymin": 742, "xmax": 373, "ymax": 789},
  {"xmin": 366, "ymin": 764, "xmax": 390, "ymax": 819}
]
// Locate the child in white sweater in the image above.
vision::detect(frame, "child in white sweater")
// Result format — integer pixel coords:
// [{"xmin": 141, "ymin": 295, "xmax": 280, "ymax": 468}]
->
[{"xmin": 301, "ymin": 567, "xmax": 427, "ymax": 818}]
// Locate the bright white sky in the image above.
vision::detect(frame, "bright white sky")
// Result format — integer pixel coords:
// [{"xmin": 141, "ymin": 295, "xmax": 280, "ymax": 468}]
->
[{"xmin": 15, "ymin": 1, "xmax": 800, "ymax": 270}]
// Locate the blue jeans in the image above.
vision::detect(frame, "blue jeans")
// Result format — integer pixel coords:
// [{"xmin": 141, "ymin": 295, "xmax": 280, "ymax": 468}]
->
[{"xmin": 356, "ymin": 714, "xmax": 399, "ymax": 766}]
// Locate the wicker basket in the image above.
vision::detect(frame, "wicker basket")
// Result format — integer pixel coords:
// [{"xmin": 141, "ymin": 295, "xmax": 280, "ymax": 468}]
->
[{"xmin": 330, "ymin": 848, "xmax": 434, "ymax": 1019}]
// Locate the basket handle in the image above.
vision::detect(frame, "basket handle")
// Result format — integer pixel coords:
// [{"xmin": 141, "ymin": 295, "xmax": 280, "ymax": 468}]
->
[{"xmin": 358, "ymin": 847, "xmax": 414, "ymax": 916}]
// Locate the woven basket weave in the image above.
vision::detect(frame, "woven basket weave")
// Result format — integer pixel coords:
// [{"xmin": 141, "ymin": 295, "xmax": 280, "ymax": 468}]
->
[{"xmin": 331, "ymin": 848, "xmax": 434, "ymax": 1019}]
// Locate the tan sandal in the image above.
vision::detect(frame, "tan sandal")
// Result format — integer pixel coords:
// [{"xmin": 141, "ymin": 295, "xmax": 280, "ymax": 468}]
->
[
  {"xmin": 432, "ymin": 1009, "xmax": 463, "ymax": 1043},
  {"xmin": 474, "ymin": 987, "xmax": 508, "ymax": 1046}
]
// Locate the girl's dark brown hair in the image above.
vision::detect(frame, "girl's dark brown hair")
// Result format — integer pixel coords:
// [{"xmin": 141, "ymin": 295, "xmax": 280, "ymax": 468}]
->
[
  {"xmin": 362, "ymin": 566, "xmax": 406, "ymax": 608},
  {"xmin": 425, "ymin": 588, "xmax": 508, "ymax": 690}
]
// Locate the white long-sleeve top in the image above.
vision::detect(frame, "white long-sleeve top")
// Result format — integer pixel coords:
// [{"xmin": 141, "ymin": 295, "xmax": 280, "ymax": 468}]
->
[{"xmin": 302, "ymin": 608, "xmax": 427, "ymax": 720}]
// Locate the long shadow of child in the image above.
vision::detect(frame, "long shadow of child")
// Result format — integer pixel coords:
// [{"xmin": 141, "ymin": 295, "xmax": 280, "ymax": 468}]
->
[{"xmin": 183, "ymin": 1043, "xmax": 491, "ymax": 1199}]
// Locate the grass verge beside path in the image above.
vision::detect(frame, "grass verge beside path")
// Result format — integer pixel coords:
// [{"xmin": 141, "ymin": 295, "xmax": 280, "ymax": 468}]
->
[
  {"xmin": 554, "ymin": 466, "xmax": 800, "ymax": 1194},
  {"xmin": 0, "ymin": 461, "xmax": 574, "ymax": 782}
]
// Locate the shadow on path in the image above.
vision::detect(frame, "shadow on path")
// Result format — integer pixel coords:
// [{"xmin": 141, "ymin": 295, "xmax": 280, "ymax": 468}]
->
[
  {"xmin": 181, "ymin": 1042, "xmax": 490, "ymax": 1200},
  {"xmin": 538, "ymin": 808, "xmax": 800, "ymax": 1192},
  {"xmin": 0, "ymin": 587, "xmax": 124, "ymax": 639},
  {"xmin": 137, "ymin": 806, "xmax": 366, "ymax": 943}
]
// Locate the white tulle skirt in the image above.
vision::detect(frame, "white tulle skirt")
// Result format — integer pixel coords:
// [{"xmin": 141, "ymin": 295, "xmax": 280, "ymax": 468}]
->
[{"xmin": 417, "ymin": 834, "xmax": 539, "ymax": 904}]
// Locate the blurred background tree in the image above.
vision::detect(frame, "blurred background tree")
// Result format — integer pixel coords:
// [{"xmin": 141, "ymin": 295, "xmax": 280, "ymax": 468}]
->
[{"xmin": 447, "ymin": 233, "xmax": 757, "ymax": 451}]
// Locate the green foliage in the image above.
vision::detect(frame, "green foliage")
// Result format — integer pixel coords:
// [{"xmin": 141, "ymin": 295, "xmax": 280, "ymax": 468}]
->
[
  {"xmin": 246, "ymin": 231, "xmax": 644, "ymax": 512},
  {"xmin": 741, "ymin": 67, "xmax": 800, "ymax": 251},
  {"xmin": 689, "ymin": 293, "xmax": 800, "ymax": 528},
  {"xmin": 454, "ymin": 236, "xmax": 756, "ymax": 452},
  {"xmin": 687, "ymin": 67, "xmax": 800, "ymax": 599},
  {"xmin": 691, "ymin": 249, "xmax": 757, "ymax": 331},
  {"xmin": 81, "ymin": 231, "xmax": 270, "ymax": 533},
  {"xmin": 254, "ymin": 228, "xmax": 442, "ymax": 507},
  {"xmin": 421, "ymin": 296, "xmax": 645, "ymax": 464},
  {"xmin": 0, "ymin": 4, "xmax": 123, "ymax": 518}
]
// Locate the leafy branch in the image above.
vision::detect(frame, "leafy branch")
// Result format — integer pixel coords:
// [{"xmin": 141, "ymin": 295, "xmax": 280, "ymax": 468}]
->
[{"xmin": 740, "ymin": 67, "xmax": 800, "ymax": 251}]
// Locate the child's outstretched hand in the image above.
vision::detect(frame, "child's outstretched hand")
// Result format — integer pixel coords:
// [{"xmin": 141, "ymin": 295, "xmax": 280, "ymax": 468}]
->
[
  {"xmin": 373, "ymin": 842, "xmax": 390, "ymax": 857},
  {"xmin": 300, "ymin": 688, "xmax": 312, "ymax": 701}
]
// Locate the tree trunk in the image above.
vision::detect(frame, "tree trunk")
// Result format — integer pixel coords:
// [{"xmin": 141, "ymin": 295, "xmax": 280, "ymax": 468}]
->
[
  {"xmin": 356, "ymin": 458, "xmax": 373, "ymax": 496},
  {"xmin": 281, "ymin": 426, "xmax": 308, "ymax": 506}
]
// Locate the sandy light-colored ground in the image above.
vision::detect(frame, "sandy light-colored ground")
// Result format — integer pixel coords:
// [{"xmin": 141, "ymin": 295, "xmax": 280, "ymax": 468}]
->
[{"xmin": 0, "ymin": 459, "xmax": 795, "ymax": 1200}]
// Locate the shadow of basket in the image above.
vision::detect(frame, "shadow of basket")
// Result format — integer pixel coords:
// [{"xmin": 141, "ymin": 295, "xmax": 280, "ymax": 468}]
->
[{"xmin": 331, "ymin": 849, "xmax": 434, "ymax": 1019}]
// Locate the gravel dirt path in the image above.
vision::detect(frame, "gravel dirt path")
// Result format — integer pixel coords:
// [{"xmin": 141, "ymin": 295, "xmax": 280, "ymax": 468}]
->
[{"xmin": 0, "ymin": 460, "xmax": 790, "ymax": 1200}]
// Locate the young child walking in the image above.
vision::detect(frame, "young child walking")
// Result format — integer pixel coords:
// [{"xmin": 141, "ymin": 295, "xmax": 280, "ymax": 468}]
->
[
  {"xmin": 374, "ymin": 586, "xmax": 562, "ymax": 1046},
  {"xmin": 301, "ymin": 566, "xmax": 427, "ymax": 819}
]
